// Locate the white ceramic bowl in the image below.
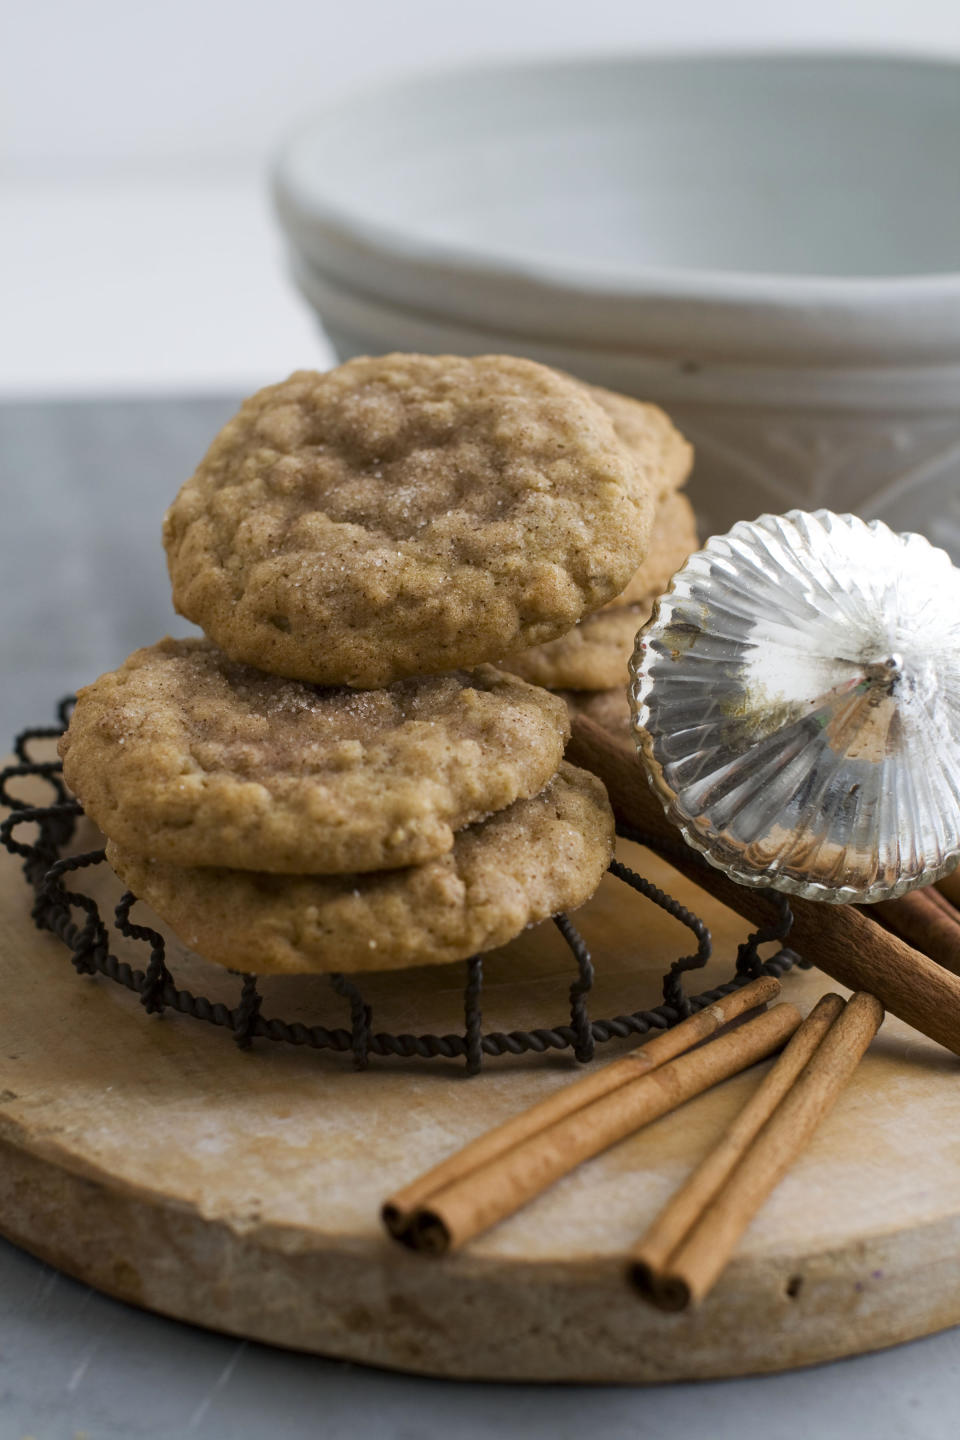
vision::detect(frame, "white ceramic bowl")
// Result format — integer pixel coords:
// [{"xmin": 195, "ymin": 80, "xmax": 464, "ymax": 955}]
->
[{"xmin": 273, "ymin": 53, "xmax": 960, "ymax": 555}]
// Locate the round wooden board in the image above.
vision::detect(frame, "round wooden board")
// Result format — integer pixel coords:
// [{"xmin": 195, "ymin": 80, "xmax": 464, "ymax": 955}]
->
[{"xmin": 2, "ymin": 773, "xmax": 960, "ymax": 1382}]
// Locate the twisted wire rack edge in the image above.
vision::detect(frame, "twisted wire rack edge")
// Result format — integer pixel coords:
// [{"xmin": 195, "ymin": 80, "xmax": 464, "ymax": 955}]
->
[{"xmin": 1, "ymin": 700, "xmax": 807, "ymax": 1074}]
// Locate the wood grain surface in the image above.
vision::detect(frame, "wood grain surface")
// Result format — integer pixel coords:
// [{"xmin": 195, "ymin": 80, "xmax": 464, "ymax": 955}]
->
[{"xmin": 3, "ymin": 752, "xmax": 960, "ymax": 1383}]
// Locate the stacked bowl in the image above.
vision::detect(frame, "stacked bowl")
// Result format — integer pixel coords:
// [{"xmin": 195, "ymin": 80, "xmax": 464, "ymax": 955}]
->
[{"xmin": 273, "ymin": 52, "xmax": 960, "ymax": 556}]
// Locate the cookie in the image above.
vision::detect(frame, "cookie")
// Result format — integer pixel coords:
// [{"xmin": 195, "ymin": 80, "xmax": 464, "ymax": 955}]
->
[
  {"xmin": 58, "ymin": 638, "xmax": 570, "ymax": 875},
  {"xmin": 586, "ymin": 386, "xmax": 693, "ymax": 500},
  {"xmin": 163, "ymin": 356, "xmax": 658, "ymax": 688},
  {"xmin": 601, "ymin": 489, "xmax": 698, "ymax": 612},
  {"xmin": 562, "ymin": 687, "xmax": 634, "ymax": 737},
  {"xmin": 501, "ymin": 604, "xmax": 650, "ymax": 692},
  {"xmin": 105, "ymin": 763, "xmax": 614, "ymax": 975}
]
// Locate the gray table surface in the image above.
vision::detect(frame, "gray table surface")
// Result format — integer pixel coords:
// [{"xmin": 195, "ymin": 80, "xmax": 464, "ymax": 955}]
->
[{"xmin": 1, "ymin": 396, "xmax": 958, "ymax": 1440}]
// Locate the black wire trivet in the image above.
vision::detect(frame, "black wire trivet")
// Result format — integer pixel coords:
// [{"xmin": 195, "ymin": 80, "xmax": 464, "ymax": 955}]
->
[{"xmin": 1, "ymin": 699, "xmax": 808, "ymax": 1074}]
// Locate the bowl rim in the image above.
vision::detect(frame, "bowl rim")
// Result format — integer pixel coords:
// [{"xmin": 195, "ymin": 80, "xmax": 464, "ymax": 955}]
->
[
  {"xmin": 288, "ymin": 246, "xmax": 960, "ymax": 407},
  {"xmin": 273, "ymin": 48, "xmax": 960, "ymax": 308}
]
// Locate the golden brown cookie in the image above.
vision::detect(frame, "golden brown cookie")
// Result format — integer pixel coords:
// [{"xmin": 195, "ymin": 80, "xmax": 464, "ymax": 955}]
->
[
  {"xmin": 501, "ymin": 604, "xmax": 650, "ymax": 692},
  {"xmin": 544, "ymin": 376, "xmax": 697, "ymax": 611},
  {"xmin": 600, "ymin": 489, "xmax": 698, "ymax": 612},
  {"xmin": 59, "ymin": 638, "xmax": 570, "ymax": 875},
  {"xmin": 562, "ymin": 687, "xmax": 634, "ymax": 737},
  {"xmin": 586, "ymin": 385, "xmax": 693, "ymax": 500},
  {"xmin": 163, "ymin": 356, "xmax": 658, "ymax": 688},
  {"xmin": 105, "ymin": 763, "xmax": 614, "ymax": 975}
]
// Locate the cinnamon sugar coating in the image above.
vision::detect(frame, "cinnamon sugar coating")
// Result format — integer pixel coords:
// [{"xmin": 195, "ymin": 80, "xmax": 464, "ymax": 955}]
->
[
  {"xmin": 59, "ymin": 638, "xmax": 570, "ymax": 874},
  {"xmin": 163, "ymin": 356, "xmax": 657, "ymax": 687}
]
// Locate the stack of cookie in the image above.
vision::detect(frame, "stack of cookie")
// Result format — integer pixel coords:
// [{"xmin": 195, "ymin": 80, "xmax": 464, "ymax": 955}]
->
[
  {"xmin": 59, "ymin": 354, "xmax": 684, "ymax": 978},
  {"xmin": 501, "ymin": 382, "xmax": 698, "ymax": 735}
]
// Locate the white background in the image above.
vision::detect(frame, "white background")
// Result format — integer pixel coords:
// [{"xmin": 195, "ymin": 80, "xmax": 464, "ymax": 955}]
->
[{"xmin": 3, "ymin": 0, "xmax": 960, "ymax": 395}]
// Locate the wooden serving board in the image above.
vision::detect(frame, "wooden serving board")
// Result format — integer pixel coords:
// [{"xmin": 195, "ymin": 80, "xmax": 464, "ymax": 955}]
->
[{"xmin": 2, "ymin": 780, "xmax": 960, "ymax": 1382}]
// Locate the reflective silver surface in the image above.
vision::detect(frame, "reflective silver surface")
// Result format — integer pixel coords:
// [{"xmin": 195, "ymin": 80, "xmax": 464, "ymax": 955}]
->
[{"xmin": 629, "ymin": 510, "xmax": 960, "ymax": 903}]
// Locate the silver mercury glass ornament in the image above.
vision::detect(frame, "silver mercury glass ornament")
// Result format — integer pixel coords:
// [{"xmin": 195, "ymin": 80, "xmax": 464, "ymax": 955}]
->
[{"xmin": 629, "ymin": 510, "xmax": 960, "ymax": 904}]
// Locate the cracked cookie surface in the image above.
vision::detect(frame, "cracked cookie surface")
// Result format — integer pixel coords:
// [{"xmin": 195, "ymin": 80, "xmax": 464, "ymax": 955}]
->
[
  {"xmin": 59, "ymin": 638, "xmax": 570, "ymax": 874},
  {"xmin": 105, "ymin": 762, "xmax": 615, "ymax": 974},
  {"xmin": 163, "ymin": 356, "xmax": 657, "ymax": 687}
]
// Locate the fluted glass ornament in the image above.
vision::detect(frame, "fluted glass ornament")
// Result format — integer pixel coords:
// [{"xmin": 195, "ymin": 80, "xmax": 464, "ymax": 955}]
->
[{"xmin": 629, "ymin": 510, "xmax": 960, "ymax": 903}]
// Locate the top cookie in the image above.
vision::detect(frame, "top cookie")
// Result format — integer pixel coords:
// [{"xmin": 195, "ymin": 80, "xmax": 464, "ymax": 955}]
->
[
  {"xmin": 163, "ymin": 356, "xmax": 656, "ymax": 687},
  {"xmin": 58, "ymin": 637, "xmax": 571, "ymax": 875}
]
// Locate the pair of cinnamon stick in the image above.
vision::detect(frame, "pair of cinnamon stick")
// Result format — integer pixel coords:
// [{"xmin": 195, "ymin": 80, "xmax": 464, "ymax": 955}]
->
[
  {"xmin": 384, "ymin": 982, "xmax": 883, "ymax": 1310},
  {"xmin": 937, "ymin": 867, "xmax": 960, "ymax": 911},
  {"xmin": 630, "ymin": 989, "xmax": 883, "ymax": 1309},
  {"xmin": 384, "ymin": 975, "xmax": 795, "ymax": 1254},
  {"xmin": 383, "ymin": 715, "xmax": 954, "ymax": 1291},
  {"xmin": 872, "ymin": 884, "xmax": 960, "ymax": 977}
]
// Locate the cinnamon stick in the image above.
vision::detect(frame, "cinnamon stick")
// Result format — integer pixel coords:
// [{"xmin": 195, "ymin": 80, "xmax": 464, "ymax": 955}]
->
[
  {"xmin": 937, "ymin": 867, "xmax": 960, "ymax": 910},
  {"xmin": 872, "ymin": 887, "xmax": 960, "ymax": 976},
  {"xmin": 396, "ymin": 1002, "xmax": 801, "ymax": 1255},
  {"xmin": 645, "ymin": 991, "xmax": 884, "ymax": 1310},
  {"xmin": 382, "ymin": 973, "xmax": 780, "ymax": 1237},
  {"xmin": 629, "ymin": 991, "xmax": 845, "ymax": 1296},
  {"xmin": 568, "ymin": 715, "xmax": 960, "ymax": 1059}
]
